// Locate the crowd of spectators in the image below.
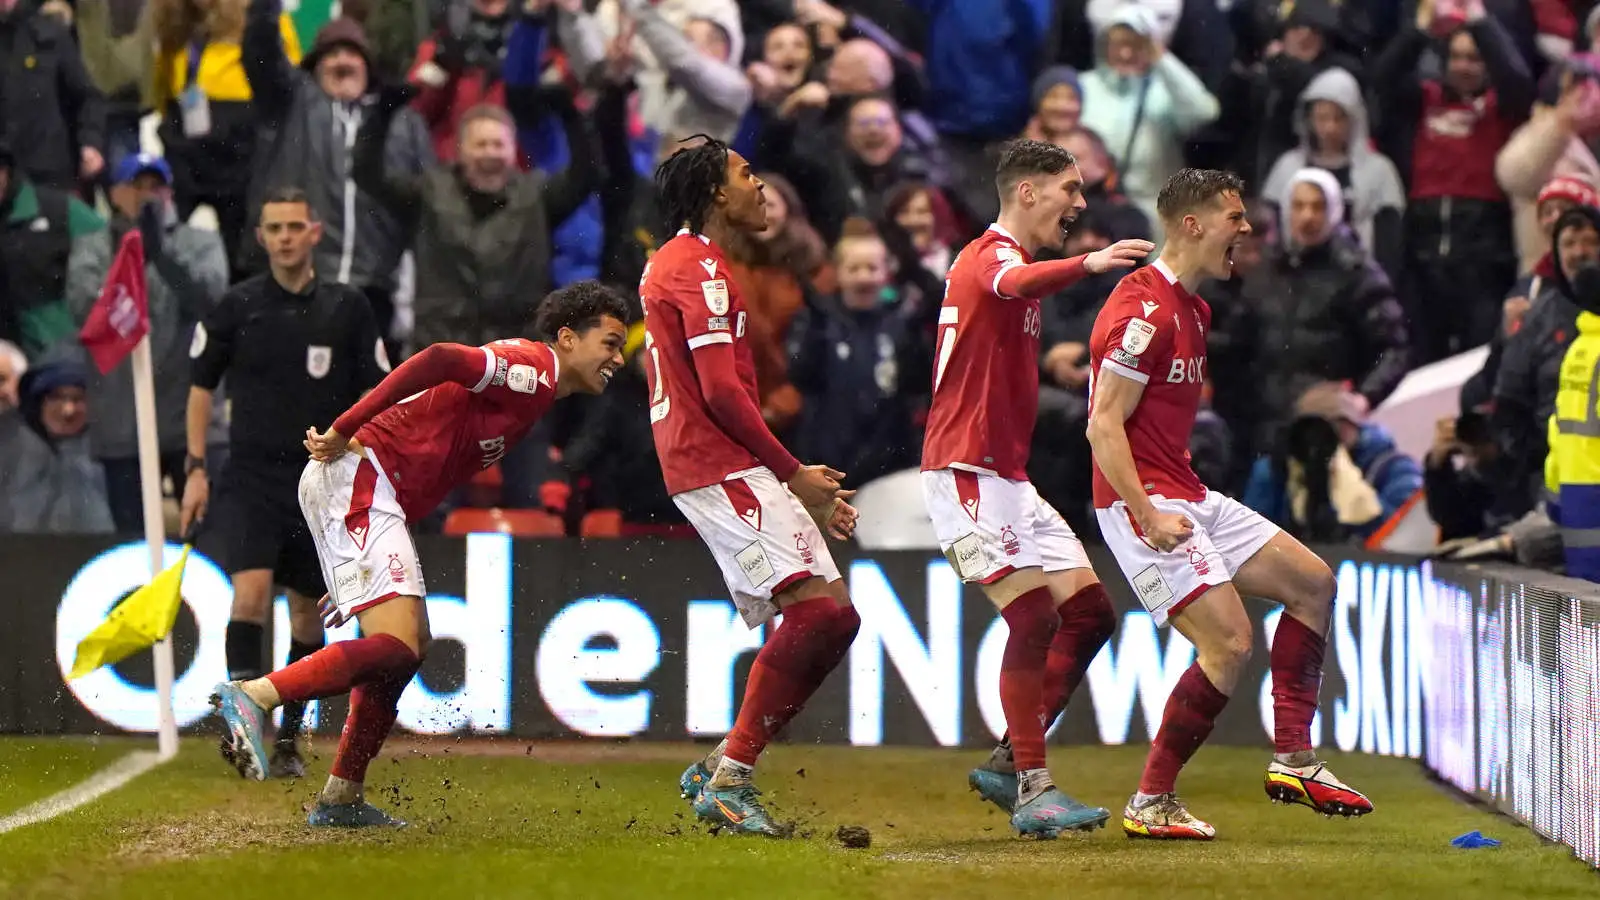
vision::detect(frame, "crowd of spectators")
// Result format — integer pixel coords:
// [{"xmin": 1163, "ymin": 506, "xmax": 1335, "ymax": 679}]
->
[{"xmin": 0, "ymin": 0, "xmax": 1595, "ymax": 567}]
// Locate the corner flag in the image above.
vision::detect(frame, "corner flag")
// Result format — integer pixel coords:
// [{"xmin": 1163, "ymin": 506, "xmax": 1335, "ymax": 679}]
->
[{"xmin": 69, "ymin": 546, "xmax": 189, "ymax": 680}]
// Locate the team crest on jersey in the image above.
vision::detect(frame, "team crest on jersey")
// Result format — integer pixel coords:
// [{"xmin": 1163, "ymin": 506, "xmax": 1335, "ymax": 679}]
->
[
  {"xmin": 307, "ymin": 345, "xmax": 332, "ymax": 378},
  {"xmin": 1122, "ymin": 319, "xmax": 1155, "ymax": 355},
  {"xmin": 702, "ymin": 279, "xmax": 730, "ymax": 315}
]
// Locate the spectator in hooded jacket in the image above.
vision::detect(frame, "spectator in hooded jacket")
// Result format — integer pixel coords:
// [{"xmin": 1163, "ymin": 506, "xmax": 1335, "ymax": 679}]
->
[
  {"xmin": 1370, "ymin": 0, "xmax": 1533, "ymax": 363},
  {"xmin": 65, "ymin": 153, "xmax": 229, "ymax": 533},
  {"xmin": 1079, "ymin": 4, "xmax": 1220, "ymax": 238},
  {"xmin": 0, "ymin": 0, "xmax": 106, "ymax": 193},
  {"xmin": 1021, "ymin": 65, "xmax": 1084, "ymax": 145},
  {"xmin": 1261, "ymin": 66, "xmax": 1406, "ymax": 280},
  {"xmin": 0, "ymin": 360, "xmax": 113, "ymax": 534},
  {"xmin": 1221, "ymin": 169, "xmax": 1410, "ymax": 463},
  {"xmin": 1231, "ymin": 0, "xmax": 1363, "ymax": 188},
  {"xmin": 243, "ymin": 7, "xmax": 435, "ymax": 350}
]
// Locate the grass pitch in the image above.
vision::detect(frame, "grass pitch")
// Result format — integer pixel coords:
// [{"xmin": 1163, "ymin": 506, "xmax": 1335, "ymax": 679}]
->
[{"xmin": 0, "ymin": 736, "xmax": 1592, "ymax": 899}]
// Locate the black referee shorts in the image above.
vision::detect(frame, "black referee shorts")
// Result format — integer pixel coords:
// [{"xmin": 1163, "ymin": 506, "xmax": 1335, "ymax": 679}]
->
[{"xmin": 196, "ymin": 459, "xmax": 325, "ymax": 599}]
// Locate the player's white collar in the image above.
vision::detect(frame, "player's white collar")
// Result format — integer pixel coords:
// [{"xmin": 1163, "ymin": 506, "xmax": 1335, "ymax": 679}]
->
[
  {"xmin": 986, "ymin": 223, "xmax": 1021, "ymax": 245},
  {"xmin": 1152, "ymin": 258, "xmax": 1179, "ymax": 285},
  {"xmin": 676, "ymin": 228, "xmax": 711, "ymax": 245}
]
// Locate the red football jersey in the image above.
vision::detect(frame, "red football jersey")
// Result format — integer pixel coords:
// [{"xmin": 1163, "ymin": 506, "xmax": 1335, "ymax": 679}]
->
[
  {"xmin": 921, "ymin": 225, "xmax": 1044, "ymax": 479},
  {"xmin": 641, "ymin": 231, "xmax": 763, "ymax": 495},
  {"xmin": 356, "ymin": 339, "xmax": 558, "ymax": 521},
  {"xmin": 1087, "ymin": 260, "xmax": 1210, "ymax": 508}
]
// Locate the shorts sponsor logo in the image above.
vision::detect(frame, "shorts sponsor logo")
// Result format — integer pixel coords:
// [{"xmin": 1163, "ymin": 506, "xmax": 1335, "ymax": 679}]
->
[
  {"xmin": 331, "ymin": 559, "xmax": 364, "ymax": 607},
  {"xmin": 998, "ymin": 525, "xmax": 1021, "ymax": 557},
  {"xmin": 948, "ymin": 532, "xmax": 986, "ymax": 581},
  {"xmin": 307, "ymin": 345, "xmax": 332, "ymax": 379},
  {"xmin": 707, "ymin": 315, "xmax": 730, "ymax": 332},
  {"xmin": 734, "ymin": 540, "xmax": 775, "ymax": 588},
  {"xmin": 702, "ymin": 279, "xmax": 730, "ymax": 315},
  {"xmin": 795, "ymin": 533, "xmax": 814, "ymax": 566},
  {"xmin": 1131, "ymin": 564, "xmax": 1174, "ymax": 611},
  {"xmin": 1122, "ymin": 319, "xmax": 1155, "ymax": 355}
]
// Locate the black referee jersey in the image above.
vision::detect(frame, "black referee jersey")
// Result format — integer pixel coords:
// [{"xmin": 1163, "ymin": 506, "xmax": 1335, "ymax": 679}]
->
[{"xmin": 191, "ymin": 272, "xmax": 390, "ymax": 466}]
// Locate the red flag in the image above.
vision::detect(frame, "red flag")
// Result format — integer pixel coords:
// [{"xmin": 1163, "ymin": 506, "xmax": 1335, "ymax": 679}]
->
[{"xmin": 79, "ymin": 230, "xmax": 149, "ymax": 375}]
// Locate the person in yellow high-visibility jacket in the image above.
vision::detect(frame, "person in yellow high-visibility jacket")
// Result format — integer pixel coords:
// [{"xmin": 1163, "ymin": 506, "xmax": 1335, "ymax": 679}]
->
[{"xmin": 1546, "ymin": 208, "xmax": 1600, "ymax": 584}]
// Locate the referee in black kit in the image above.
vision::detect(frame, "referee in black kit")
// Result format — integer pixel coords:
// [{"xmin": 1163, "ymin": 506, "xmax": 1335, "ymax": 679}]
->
[{"xmin": 182, "ymin": 187, "xmax": 390, "ymax": 777}]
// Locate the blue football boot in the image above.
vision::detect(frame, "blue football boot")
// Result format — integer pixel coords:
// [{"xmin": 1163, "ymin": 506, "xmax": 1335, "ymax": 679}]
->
[
  {"xmin": 211, "ymin": 682, "xmax": 271, "ymax": 782},
  {"xmin": 1011, "ymin": 787, "xmax": 1112, "ymax": 839}
]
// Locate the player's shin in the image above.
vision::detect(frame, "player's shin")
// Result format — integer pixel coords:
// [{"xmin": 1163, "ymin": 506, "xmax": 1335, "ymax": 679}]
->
[
  {"xmin": 324, "ymin": 661, "xmax": 419, "ymax": 803},
  {"xmin": 1269, "ymin": 613, "xmax": 1326, "ymax": 764},
  {"xmin": 1039, "ymin": 584, "xmax": 1117, "ymax": 728},
  {"xmin": 997, "ymin": 587, "xmax": 1059, "ymax": 805},
  {"xmin": 1136, "ymin": 663, "xmax": 1229, "ymax": 800},
  {"xmin": 712, "ymin": 597, "xmax": 857, "ymax": 788}
]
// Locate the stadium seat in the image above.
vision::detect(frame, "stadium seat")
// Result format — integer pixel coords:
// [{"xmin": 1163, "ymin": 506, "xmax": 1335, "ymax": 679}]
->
[
  {"xmin": 465, "ymin": 464, "xmax": 503, "ymax": 508},
  {"xmin": 580, "ymin": 509, "xmax": 624, "ymax": 537},
  {"xmin": 443, "ymin": 507, "xmax": 566, "ymax": 537}
]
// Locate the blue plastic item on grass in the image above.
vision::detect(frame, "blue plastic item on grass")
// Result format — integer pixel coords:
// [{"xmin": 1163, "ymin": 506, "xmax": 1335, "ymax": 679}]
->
[{"xmin": 1451, "ymin": 830, "xmax": 1502, "ymax": 849}]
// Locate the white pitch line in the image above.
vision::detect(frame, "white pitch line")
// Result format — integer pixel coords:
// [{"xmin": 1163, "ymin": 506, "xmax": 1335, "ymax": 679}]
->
[{"xmin": 0, "ymin": 750, "xmax": 165, "ymax": 835}]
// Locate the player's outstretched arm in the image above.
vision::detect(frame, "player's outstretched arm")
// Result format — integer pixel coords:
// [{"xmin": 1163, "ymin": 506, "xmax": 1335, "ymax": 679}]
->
[
  {"xmin": 994, "ymin": 239, "xmax": 1154, "ymax": 299},
  {"xmin": 1087, "ymin": 370, "xmax": 1194, "ymax": 552},
  {"xmin": 323, "ymin": 342, "xmax": 497, "ymax": 443}
]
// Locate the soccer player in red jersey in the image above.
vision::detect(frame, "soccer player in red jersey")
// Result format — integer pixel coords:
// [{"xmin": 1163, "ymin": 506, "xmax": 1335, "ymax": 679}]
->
[
  {"xmin": 210, "ymin": 281, "xmax": 630, "ymax": 827},
  {"xmin": 920, "ymin": 139, "xmax": 1153, "ymax": 838},
  {"xmin": 1087, "ymin": 169, "xmax": 1374, "ymax": 841},
  {"xmin": 645, "ymin": 137, "xmax": 862, "ymax": 838}
]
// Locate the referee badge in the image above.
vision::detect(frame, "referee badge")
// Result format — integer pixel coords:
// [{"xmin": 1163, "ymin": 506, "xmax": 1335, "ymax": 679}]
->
[{"xmin": 307, "ymin": 345, "xmax": 332, "ymax": 379}]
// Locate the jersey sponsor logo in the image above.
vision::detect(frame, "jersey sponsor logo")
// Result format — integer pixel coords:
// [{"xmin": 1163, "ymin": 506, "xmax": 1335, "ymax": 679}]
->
[
  {"xmin": 736, "ymin": 310, "xmax": 747, "ymax": 338},
  {"xmin": 1166, "ymin": 355, "xmax": 1206, "ymax": 384},
  {"xmin": 1141, "ymin": 300, "xmax": 1160, "ymax": 317},
  {"xmin": 701, "ymin": 258, "xmax": 718, "ymax": 278},
  {"xmin": 707, "ymin": 315, "xmax": 730, "ymax": 332},
  {"xmin": 479, "ymin": 435, "xmax": 507, "ymax": 469},
  {"xmin": 375, "ymin": 337, "xmax": 392, "ymax": 373},
  {"xmin": 189, "ymin": 323, "xmax": 207, "ymax": 359},
  {"xmin": 1110, "ymin": 347, "xmax": 1141, "ymax": 369},
  {"xmin": 1123, "ymin": 318, "xmax": 1156, "ymax": 355},
  {"xmin": 702, "ymin": 279, "xmax": 730, "ymax": 315},
  {"xmin": 1022, "ymin": 304, "xmax": 1041, "ymax": 339},
  {"xmin": 507, "ymin": 364, "xmax": 550, "ymax": 394},
  {"xmin": 307, "ymin": 345, "xmax": 332, "ymax": 378},
  {"xmin": 1131, "ymin": 564, "xmax": 1174, "ymax": 610}
]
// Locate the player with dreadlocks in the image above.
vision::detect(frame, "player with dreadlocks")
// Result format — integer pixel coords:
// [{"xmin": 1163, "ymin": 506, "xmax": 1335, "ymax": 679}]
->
[{"xmin": 643, "ymin": 137, "xmax": 862, "ymax": 837}]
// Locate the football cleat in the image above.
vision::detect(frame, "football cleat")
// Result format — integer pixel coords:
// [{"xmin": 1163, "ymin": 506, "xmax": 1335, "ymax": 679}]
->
[
  {"xmin": 211, "ymin": 683, "xmax": 271, "ymax": 782},
  {"xmin": 1122, "ymin": 793, "xmax": 1216, "ymax": 841},
  {"xmin": 968, "ymin": 767, "xmax": 1019, "ymax": 815},
  {"xmin": 1011, "ymin": 787, "xmax": 1111, "ymax": 839},
  {"xmin": 691, "ymin": 783, "xmax": 790, "ymax": 837},
  {"xmin": 1265, "ymin": 760, "xmax": 1373, "ymax": 817},
  {"xmin": 307, "ymin": 800, "xmax": 406, "ymax": 828},
  {"xmin": 679, "ymin": 761, "xmax": 711, "ymax": 801}
]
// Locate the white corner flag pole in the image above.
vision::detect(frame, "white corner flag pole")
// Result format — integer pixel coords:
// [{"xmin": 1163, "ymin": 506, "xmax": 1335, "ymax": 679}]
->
[{"xmin": 131, "ymin": 334, "xmax": 180, "ymax": 760}]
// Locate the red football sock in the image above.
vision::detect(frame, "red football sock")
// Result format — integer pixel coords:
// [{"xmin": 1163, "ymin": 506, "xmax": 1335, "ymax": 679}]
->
[
  {"xmin": 1039, "ymin": 584, "xmax": 1117, "ymax": 726},
  {"xmin": 1270, "ymin": 612, "xmax": 1326, "ymax": 754},
  {"xmin": 266, "ymin": 633, "xmax": 417, "ymax": 704},
  {"xmin": 1140, "ymin": 663, "xmax": 1230, "ymax": 795},
  {"xmin": 329, "ymin": 660, "xmax": 419, "ymax": 784},
  {"xmin": 999, "ymin": 587, "xmax": 1059, "ymax": 772},
  {"xmin": 723, "ymin": 598, "xmax": 852, "ymax": 767}
]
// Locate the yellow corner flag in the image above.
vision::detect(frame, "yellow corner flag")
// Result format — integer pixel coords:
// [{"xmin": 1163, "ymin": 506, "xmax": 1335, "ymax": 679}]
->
[{"xmin": 69, "ymin": 546, "xmax": 190, "ymax": 680}]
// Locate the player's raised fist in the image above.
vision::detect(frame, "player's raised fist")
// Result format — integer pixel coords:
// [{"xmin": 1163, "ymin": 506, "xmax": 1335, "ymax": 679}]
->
[
  {"xmin": 788, "ymin": 464, "xmax": 842, "ymax": 508},
  {"xmin": 1139, "ymin": 509, "xmax": 1195, "ymax": 552},
  {"xmin": 1084, "ymin": 239, "xmax": 1156, "ymax": 274}
]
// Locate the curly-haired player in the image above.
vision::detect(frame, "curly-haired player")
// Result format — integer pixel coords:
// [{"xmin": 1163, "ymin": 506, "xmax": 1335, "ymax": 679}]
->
[
  {"xmin": 211, "ymin": 281, "xmax": 630, "ymax": 827},
  {"xmin": 1087, "ymin": 169, "xmax": 1373, "ymax": 840},
  {"xmin": 648, "ymin": 136, "xmax": 861, "ymax": 837}
]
